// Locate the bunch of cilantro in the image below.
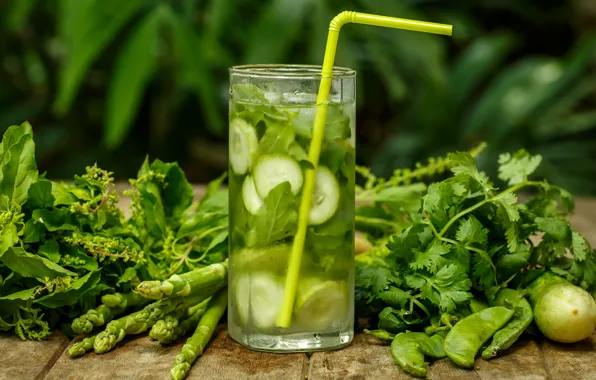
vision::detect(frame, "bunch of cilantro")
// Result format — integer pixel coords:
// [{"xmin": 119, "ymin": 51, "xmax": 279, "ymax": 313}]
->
[
  {"xmin": 355, "ymin": 147, "xmax": 596, "ymax": 334},
  {"xmin": 0, "ymin": 122, "xmax": 228, "ymax": 340}
]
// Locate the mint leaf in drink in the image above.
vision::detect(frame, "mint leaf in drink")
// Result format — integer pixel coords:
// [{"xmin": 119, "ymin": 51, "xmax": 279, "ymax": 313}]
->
[
  {"xmin": 0, "ymin": 122, "xmax": 38, "ymax": 206},
  {"xmin": 252, "ymin": 182, "xmax": 297, "ymax": 245},
  {"xmin": 292, "ymin": 104, "xmax": 351, "ymax": 142},
  {"xmin": 320, "ymin": 144, "xmax": 347, "ymax": 174},
  {"xmin": 325, "ymin": 105, "xmax": 352, "ymax": 141},
  {"xmin": 288, "ymin": 142, "xmax": 308, "ymax": 161},
  {"xmin": 232, "ymin": 83, "xmax": 269, "ymax": 103},
  {"xmin": 259, "ymin": 121, "xmax": 295, "ymax": 154}
]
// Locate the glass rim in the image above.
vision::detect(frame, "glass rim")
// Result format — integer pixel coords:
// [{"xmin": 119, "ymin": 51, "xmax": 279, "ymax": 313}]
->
[{"xmin": 229, "ymin": 64, "xmax": 356, "ymax": 79}]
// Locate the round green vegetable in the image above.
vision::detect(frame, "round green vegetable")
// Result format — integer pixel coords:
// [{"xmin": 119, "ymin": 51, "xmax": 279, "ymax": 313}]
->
[{"xmin": 533, "ymin": 283, "xmax": 596, "ymax": 343}]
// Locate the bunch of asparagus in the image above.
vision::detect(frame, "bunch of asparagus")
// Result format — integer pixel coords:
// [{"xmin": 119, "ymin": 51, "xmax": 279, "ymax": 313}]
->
[{"xmin": 69, "ymin": 261, "xmax": 229, "ymax": 380}]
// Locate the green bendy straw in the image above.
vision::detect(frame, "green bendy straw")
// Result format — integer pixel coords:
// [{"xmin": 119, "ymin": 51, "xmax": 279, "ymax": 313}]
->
[{"xmin": 276, "ymin": 11, "xmax": 453, "ymax": 328}]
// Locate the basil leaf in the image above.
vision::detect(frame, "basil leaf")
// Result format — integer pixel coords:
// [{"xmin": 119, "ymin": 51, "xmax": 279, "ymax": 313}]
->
[
  {"xmin": 26, "ymin": 180, "xmax": 55, "ymax": 209},
  {"xmin": 21, "ymin": 220, "xmax": 45, "ymax": 243},
  {"xmin": 35, "ymin": 271, "xmax": 101, "ymax": 308},
  {"xmin": 0, "ymin": 122, "xmax": 38, "ymax": 206},
  {"xmin": 51, "ymin": 181, "xmax": 77, "ymax": 206},
  {"xmin": 1, "ymin": 247, "xmax": 76, "ymax": 280},
  {"xmin": 60, "ymin": 244, "xmax": 99, "ymax": 272},
  {"xmin": 150, "ymin": 159, "xmax": 193, "ymax": 221},
  {"xmin": 0, "ymin": 197, "xmax": 19, "ymax": 256},
  {"xmin": 32, "ymin": 209, "xmax": 78, "ymax": 231},
  {"xmin": 117, "ymin": 267, "xmax": 138, "ymax": 285},
  {"xmin": 38, "ymin": 241, "xmax": 61, "ymax": 263}
]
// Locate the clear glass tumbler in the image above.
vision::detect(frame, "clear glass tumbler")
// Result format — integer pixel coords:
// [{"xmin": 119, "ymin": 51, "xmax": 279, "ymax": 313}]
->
[{"xmin": 227, "ymin": 65, "xmax": 356, "ymax": 352}]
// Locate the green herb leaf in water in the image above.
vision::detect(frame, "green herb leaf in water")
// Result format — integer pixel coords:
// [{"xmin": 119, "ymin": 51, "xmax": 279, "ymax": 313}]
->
[{"xmin": 252, "ymin": 182, "xmax": 297, "ymax": 245}]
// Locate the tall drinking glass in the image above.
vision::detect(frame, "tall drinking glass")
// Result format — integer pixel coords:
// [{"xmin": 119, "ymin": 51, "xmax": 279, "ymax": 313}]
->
[{"xmin": 227, "ymin": 65, "xmax": 356, "ymax": 352}]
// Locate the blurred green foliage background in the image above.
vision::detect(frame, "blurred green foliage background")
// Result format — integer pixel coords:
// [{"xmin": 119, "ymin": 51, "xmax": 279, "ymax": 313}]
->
[{"xmin": 1, "ymin": 0, "xmax": 595, "ymax": 194}]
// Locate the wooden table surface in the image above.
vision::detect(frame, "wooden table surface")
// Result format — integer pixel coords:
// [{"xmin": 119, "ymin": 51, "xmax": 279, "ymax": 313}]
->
[{"xmin": 2, "ymin": 189, "xmax": 596, "ymax": 380}]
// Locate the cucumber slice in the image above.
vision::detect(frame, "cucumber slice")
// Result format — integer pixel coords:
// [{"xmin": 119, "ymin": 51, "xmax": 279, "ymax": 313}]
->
[
  {"xmin": 232, "ymin": 245, "xmax": 291, "ymax": 275},
  {"xmin": 229, "ymin": 118, "xmax": 258, "ymax": 174},
  {"xmin": 253, "ymin": 155, "xmax": 303, "ymax": 198},
  {"xmin": 295, "ymin": 279, "xmax": 348, "ymax": 330},
  {"xmin": 234, "ymin": 273, "xmax": 285, "ymax": 329},
  {"xmin": 308, "ymin": 166, "xmax": 340, "ymax": 225},
  {"xmin": 242, "ymin": 175, "xmax": 263, "ymax": 214}
]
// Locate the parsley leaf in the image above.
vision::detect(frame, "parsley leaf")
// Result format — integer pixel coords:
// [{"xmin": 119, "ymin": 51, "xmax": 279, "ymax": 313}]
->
[
  {"xmin": 536, "ymin": 217, "xmax": 572, "ymax": 247},
  {"xmin": 455, "ymin": 216, "xmax": 488, "ymax": 249},
  {"xmin": 498, "ymin": 150, "xmax": 542, "ymax": 186},
  {"xmin": 409, "ymin": 241, "xmax": 450, "ymax": 274},
  {"xmin": 572, "ymin": 231, "xmax": 588, "ymax": 261}
]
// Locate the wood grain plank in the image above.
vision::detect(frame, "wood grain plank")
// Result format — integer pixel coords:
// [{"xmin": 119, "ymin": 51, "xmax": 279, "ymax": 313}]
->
[
  {"xmin": 308, "ymin": 333, "xmax": 413, "ymax": 380},
  {"xmin": 472, "ymin": 340, "xmax": 550, "ymax": 380},
  {"xmin": 540, "ymin": 333, "xmax": 596, "ymax": 380},
  {"xmin": 570, "ymin": 197, "xmax": 596, "ymax": 246},
  {"xmin": 426, "ymin": 358, "xmax": 481, "ymax": 380},
  {"xmin": 0, "ymin": 331, "xmax": 70, "ymax": 380},
  {"xmin": 45, "ymin": 335, "xmax": 182, "ymax": 380},
  {"xmin": 186, "ymin": 327, "xmax": 307, "ymax": 380}
]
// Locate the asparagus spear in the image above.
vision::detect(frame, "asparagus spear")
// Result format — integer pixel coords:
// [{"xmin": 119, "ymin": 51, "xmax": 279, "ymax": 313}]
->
[
  {"xmin": 150, "ymin": 298, "xmax": 211, "ymax": 345},
  {"xmin": 94, "ymin": 294, "xmax": 206, "ymax": 354},
  {"xmin": 101, "ymin": 291, "xmax": 149, "ymax": 308},
  {"xmin": 68, "ymin": 335, "xmax": 97, "ymax": 358},
  {"xmin": 170, "ymin": 289, "xmax": 228, "ymax": 380},
  {"xmin": 137, "ymin": 261, "xmax": 228, "ymax": 300},
  {"xmin": 72, "ymin": 304, "xmax": 124, "ymax": 334}
]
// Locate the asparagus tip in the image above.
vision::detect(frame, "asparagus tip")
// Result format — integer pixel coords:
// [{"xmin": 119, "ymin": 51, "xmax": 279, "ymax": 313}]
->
[
  {"xmin": 136, "ymin": 281, "xmax": 166, "ymax": 300},
  {"xmin": 170, "ymin": 363, "xmax": 191, "ymax": 380},
  {"xmin": 68, "ymin": 343, "xmax": 86, "ymax": 358},
  {"xmin": 71, "ymin": 318, "xmax": 93, "ymax": 335},
  {"xmin": 93, "ymin": 332, "xmax": 116, "ymax": 354}
]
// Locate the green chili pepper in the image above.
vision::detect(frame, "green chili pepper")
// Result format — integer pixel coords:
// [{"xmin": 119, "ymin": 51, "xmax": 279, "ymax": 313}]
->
[
  {"xmin": 390, "ymin": 332, "xmax": 447, "ymax": 378},
  {"xmin": 444, "ymin": 306, "xmax": 514, "ymax": 368},
  {"xmin": 482, "ymin": 289, "xmax": 533, "ymax": 360}
]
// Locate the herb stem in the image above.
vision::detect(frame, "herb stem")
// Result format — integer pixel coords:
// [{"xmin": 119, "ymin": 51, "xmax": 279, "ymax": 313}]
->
[
  {"xmin": 437, "ymin": 181, "xmax": 541, "ymax": 238},
  {"xmin": 355, "ymin": 215, "xmax": 398, "ymax": 229},
  {"xmin": 412, "ymin": 297, "xmax": 431, "ymax": 317}
]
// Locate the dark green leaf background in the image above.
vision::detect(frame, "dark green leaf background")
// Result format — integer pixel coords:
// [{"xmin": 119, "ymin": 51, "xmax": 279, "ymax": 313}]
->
[{"xmin": 0, "ymin": 0, "xmax": 594, "ymax": 194}]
